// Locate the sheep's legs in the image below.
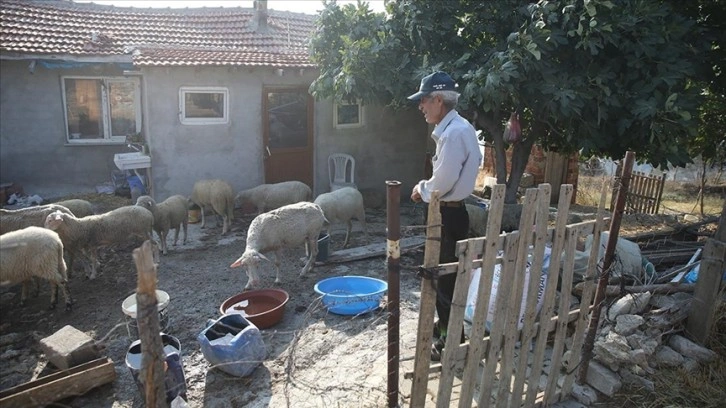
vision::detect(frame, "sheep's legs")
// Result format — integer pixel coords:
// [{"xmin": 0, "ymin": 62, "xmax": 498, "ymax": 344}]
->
[
  {"xmin": 49, "ymin": 280, "xmax": 73, "ymax": 311},
  {"xmin": 159, "ymin": 230, "xmax": 169, "ymax": 255},
  {"xmin": 271, "ymin": 251, "xmax": 282, "ymax": 284},
  {"xmin": 300, "ymin": 236, "xmax": 318, "ymax": 276},
  {"xmin": 343, "ymin": 221, "xmax": 353, "ymax": 248}
]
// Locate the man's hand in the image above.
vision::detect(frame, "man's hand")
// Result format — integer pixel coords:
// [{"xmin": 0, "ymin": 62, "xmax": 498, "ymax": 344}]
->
[{"xmin": 410, "ymin": 186, "xmax": 422, "ymax": 203}]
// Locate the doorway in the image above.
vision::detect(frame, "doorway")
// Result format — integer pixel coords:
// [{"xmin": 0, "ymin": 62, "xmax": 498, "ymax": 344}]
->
[{"xmin": 262, "ymin": 87, "xmax": 314, "ymax": 188}]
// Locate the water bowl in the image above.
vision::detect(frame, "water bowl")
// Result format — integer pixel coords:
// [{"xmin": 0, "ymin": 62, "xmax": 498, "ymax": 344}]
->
[
  {"xmin": 219, "ymin": 289, "xmax": 289, "ymax": 329},
  {"xmin": 314, "ymin": 276, "xmax": 388, "ymax": 316}
]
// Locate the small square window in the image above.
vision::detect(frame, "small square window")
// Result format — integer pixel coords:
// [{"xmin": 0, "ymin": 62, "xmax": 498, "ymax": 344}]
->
[
  {"xmin": 179, "ymin": 87, "xmax": 229, "ymax": 125},
  {"xmin": 334, "ymin": 100, "xmax": 363, "ymax": 128}
]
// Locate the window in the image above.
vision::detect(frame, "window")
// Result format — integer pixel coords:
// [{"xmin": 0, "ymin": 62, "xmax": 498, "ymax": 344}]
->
[
  {"xmin": 334, "ymin": 99, "xmax": 364, "ymax": 128},
  {"xmin": 62, "ymin": 77, "xmax": 141, "ymax": 143},
  {"xmin": 179, "ymin": 87, "xmax": 229, "ymax": 125}
]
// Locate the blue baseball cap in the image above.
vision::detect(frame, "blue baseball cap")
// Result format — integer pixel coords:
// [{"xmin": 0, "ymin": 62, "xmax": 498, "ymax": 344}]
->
[{"xmin": 407, "ymin": 71, "xmax": 457, "ymax": 101}]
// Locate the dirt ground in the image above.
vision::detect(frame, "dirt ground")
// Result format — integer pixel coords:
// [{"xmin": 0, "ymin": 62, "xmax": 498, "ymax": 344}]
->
[{"xmin": 0, "ymin": 194, "xmax": 711, "ymax": 407}]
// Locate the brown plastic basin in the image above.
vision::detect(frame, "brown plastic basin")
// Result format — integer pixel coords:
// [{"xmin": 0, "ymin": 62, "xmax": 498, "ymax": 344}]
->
[{"xmin": 219, "ymin": 289, "xmax": 289, "ymax": 329}]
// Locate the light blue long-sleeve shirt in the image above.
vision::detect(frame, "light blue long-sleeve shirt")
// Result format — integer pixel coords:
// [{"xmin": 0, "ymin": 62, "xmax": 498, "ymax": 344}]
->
[{"xmin": 417, "ymin": 109, "xmax": 482, "ymax": 203}]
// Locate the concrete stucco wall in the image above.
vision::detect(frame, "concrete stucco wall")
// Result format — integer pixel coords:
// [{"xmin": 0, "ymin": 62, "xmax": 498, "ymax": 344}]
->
[
  {"xmin": 1, "ymin": 60, "xmax": 430, "ymax": 204},
  {"xmin": 0, "ymin": 60, "xmax": 132, "ymax": 197}
]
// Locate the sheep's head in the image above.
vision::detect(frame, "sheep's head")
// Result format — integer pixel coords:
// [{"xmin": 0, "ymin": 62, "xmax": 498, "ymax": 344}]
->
[
  {"xmin": 44, "ymin": 210, "xmax": 66, "ymax": 230},
  {"xmin": 135, "ymin": 195, "xmax": 155, "ymax": 209},
  {"xmin": 230, "ymin": 250, "xmax": 271, "ymax": 289}
]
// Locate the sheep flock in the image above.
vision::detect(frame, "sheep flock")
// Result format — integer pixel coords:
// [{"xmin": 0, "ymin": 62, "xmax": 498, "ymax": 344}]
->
[{"xmin": 0, "ymin": 180, "xmax": 373, "ymax": 309}]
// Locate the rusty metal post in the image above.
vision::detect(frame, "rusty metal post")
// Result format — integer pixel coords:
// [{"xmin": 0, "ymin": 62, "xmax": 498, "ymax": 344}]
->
[
  {"xmin": 578, "ymin": 151, "xmax": 635, "ymax": 383},
  {"xmin": 386, "ymin": 181, "xmax": 401, "ymax": 408}
]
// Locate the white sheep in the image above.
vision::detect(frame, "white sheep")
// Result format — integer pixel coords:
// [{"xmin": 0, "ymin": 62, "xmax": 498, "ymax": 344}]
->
[
  {"xmin": 54, "ymin": 199, "xmax": 95, "ymax": 218},
  {"xmin": 313, "ymin": 187, "xmax": 367, "ymax": 248},
  {"xmin": 230, "ymin": 202, "xmax": 326, "ymax": 289},
  {"xmin": 235, "ymin": 181, "xmax": 312, "ymax": 214},
  {"xmin": 44, "ymin": 206, "xmax": 154, "ymax": 279},
  {"xmin": 0, "ymin": 204, "xmax": 74, "ymax": 235},
  {"xmin": 190, "ymin": 179, "xmax": 235, "ymax": 235},
  {"xmin": 136, "ymin": 195, "xmax": 188, "ymax": 255},
  {"xmin": 0, "ymin": 226, "xmax": 73, "ymax": 310}
]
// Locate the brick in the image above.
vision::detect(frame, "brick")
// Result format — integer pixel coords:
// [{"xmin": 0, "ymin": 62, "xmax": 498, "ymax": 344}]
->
[{"xmin": 39, "ymin": 325, "xmax": 100, "ymax": 370}]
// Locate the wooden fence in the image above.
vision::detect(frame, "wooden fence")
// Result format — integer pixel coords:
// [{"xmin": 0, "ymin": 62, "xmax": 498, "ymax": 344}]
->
[
  {"xmin": 612, "ymin": 170, "xmax": 666, "ymax": 215},
  {"xmin": 405, "ymin": 184, "xmax": 607, "ymax": 407}
]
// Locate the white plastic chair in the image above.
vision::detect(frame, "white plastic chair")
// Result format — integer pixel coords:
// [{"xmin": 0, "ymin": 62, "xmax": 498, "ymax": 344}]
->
[{"xmin": 328, "ymin": 153, "xmax": 357, "ymax": 191}]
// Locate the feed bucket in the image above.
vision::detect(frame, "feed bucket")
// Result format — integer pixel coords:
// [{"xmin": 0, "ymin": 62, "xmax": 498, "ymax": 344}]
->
[
  {"xmin": 316, "ymin": 233, "xmax": 330, "ymax": 262},
  {"xmin": 125, "ymin": 333, "xmax": 187, "ymax": 403},
  {"xmin": 122, "ymin": 290, "xmax": 171, "ymax": 339}
]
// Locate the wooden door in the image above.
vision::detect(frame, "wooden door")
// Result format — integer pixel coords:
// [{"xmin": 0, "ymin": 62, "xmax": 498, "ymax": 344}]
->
[{"xmin": 262, "ymin": 87, "xmax": 314, "ymax": 187}]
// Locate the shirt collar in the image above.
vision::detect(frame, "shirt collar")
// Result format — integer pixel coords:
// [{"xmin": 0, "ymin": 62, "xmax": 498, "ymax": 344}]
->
[{"xmin": 432, "ymin": 109, "xmax": 458, "ymax": 138}]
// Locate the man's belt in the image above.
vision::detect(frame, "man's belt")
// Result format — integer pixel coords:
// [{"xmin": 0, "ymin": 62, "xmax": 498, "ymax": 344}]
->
[{"xmin": 440, "ymin": 200, "xmax": 464, "ymax": 208}]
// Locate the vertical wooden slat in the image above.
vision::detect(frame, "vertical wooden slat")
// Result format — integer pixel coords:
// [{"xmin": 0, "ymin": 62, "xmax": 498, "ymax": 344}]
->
[
  {"xmin": 654, "ymin": 173, "xmax": 666, "ymax": 214},
  {"xmin": 509, "ymin": 184, "xmax": 551, "ymax": 406},
  {"xmin": 476, "ymin": 234, "xmax": 520, "ymax": 408},
  {"xmin": 436, "ymin": 231, "xmax": 477, "ymax": 408},
  {"xmin": 561, "ymin": 182, "xmax": 609, "ymax": 395},
  {"xmin": 545, "ymin": 226, "xmax": 579, "ymax": 404},
  {"xmin": 457, "ymin": 185, "xmax": 506, "ymax": 408},
  {"xmin": 644, "ymin": 174, "xmax": 656, "ymax": 214},
  {"xmin": 524, "ymin": 185, "xmax": 573, "ymax": 407},
  {"xmin": 409, "ymin": 191, "xmax": 442, "ymax": 408},
  {"xmin": 497, "ymin": 188, "xmax": 538, "ymax": 407},
  {"xmin": 631, "ymin": 172, "xmax": 643, "ymax": 214}
]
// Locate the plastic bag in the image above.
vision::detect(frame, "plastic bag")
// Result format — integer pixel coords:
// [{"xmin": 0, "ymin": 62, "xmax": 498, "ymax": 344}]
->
[
  {"xmin": 464, "ymin": 246, "xmax": 551, "ymax": 335},
  {"xmin": 503, "ymin": 112, "xmax": 521, "ymax": 143}
]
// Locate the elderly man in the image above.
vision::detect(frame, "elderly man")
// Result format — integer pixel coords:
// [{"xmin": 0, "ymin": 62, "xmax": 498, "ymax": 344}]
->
[{"xmin": 408, "ymin": 71, "xmax": 482, "ymax": 361}]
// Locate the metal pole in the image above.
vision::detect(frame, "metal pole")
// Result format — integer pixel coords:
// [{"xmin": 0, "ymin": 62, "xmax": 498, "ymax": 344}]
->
[
  {"xmin": 578, "ymin": 151, "xmax": 635, "ymax": 382},
  {"xmin": 386, "ymin": 181, "xmax": 401, "ymax": 408}
]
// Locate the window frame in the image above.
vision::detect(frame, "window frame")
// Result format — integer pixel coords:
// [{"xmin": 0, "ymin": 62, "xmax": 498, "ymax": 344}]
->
[
  {"xmin": 333, "ymin": 99, "xmax": 364, "ymax": 129},
  {"xmin": 61, "ymin": 76, "xmax": 141, "ymax": 144},
  {"xmin": 179, "ymin": 86, "xmax": 230, "ymax": 125}
]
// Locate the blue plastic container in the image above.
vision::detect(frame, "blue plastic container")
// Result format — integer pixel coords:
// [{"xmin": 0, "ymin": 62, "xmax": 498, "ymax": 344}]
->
[
  {"xmin": 197, "ymin": 314, "xmax": 266, "ymax": 377},
  {"xmin": 314, "ymin": 276, "xmax": 388, "ymax": 315}
]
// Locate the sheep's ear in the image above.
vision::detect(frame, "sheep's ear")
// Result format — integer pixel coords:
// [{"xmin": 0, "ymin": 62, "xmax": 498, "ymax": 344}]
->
[
  {"xmin": 258, "ymin": 253, "xmax": 271, "ymax": 263},
  {"xmin": 230, "ymin": 256, "xmax": 244, "ymax": 268}
]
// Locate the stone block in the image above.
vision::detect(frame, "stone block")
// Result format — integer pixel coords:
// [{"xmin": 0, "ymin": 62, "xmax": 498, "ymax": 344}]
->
[
  {"xmin": 654, "ymin": 345, "xmax": 684, "ymax": 367},
  {"xmin": 39, "ymin": 325, "xmax": 100, "ymax": 370},
  {"xmin": 668, "ymin": 334, "xmax": 717, "ymax": 363},
  {"xmin": 585, "ymin": 360, "xmax": 622, "ymax": 397},
  {"xmin": 571, "ymin": 383, "xmax": 598, "ymax": 405}
]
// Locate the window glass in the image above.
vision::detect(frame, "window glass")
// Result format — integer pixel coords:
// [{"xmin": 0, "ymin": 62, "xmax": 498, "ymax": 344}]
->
[
  {"xmin": 109, "ymin": 81, "xmax": 138, "ymax": 137},
  {"xmin": 334, "ymin": 100, "xmax": 363, "ymax": 128},
  {"xmin": 63, "ymin": 77, "xmax": 140, "ymax": 143},
  {"xmin": 179, "ymin": 87, "xmax": 228, "ymax": 124},
  {"xmin": 267, "ymin": 91, "xmax": 308, "ymax": 149}
]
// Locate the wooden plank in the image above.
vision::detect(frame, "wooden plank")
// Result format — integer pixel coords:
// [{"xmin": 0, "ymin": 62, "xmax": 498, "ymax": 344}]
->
[
  {"xmin": 409, "ymin": 192, "xmax": 442, "ymax": 408},
  {"xmin": 545, "ymin": 226, "xmax": 578, "ymax": 405},
  {"xmin": 436, "ymin": 223, "xmax": 478, "ymax": 408},
  {"xmin": 654, "ymin": 173, "xmax": 666, "ymax": 214},
  {"xmin": 476, "ymin": 234, "xmax": 520, "ymax": 408},
  {"xmin": 322, "ymin": 236, "xmax": 426, "ymax": 264},
  {"xmin": 686, "ymin": 239, "xmax": 726, "ymax": 344},
  {"xmin": 496, "ymin": 188, "xmax": 538, "ymax": 408},
  {"xmin": 524, "ymin": 184, "xmax": 573, "ymax": 407},
  {"xmin": 510, "ymin": 184, "xmax": 552, "ymax": 406},
  {"xmin": 0, "ymin": 357, "xmax": 116, "ymax": 408},
  {"xmin": 561, "ymin": 182, "xmax": 609, "ymax": 395},
  {"xmin": 457, "ymin": 185, "xmax": 506, "ymax": 408}
]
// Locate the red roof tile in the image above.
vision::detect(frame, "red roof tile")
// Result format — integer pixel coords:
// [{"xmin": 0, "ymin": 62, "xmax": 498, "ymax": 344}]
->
[{"xmin": 0, "ymin": 0, "xmax": 317, "ymax": 67}]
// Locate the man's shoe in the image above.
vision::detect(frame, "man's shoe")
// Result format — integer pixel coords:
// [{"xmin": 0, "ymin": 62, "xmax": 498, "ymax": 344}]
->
[{"xmin": 430, "ymin": 337, "xmax": 445, "ymax": 362}]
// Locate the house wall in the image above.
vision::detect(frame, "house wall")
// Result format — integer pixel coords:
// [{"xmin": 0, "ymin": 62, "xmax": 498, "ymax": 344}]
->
[
  {"xmin": 0, "ymin": 60, "xmax": 429, "ymax": 204},
  {"xmin": 142, "ymin": 65, "xmax": 429, "ymax": 205},
  {"xmin": 0, "ymin": 60, "xmax": 132, "ymax": 197}
]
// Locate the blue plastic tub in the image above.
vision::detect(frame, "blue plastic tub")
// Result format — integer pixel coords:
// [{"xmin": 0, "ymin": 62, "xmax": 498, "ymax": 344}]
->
[{"xmin": 314, "ymin": 276, "xmax": 388, "ymax": 315}]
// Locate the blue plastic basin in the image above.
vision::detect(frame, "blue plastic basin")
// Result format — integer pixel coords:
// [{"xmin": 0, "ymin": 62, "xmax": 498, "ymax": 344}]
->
[{"xmin": 314, "ymin": 276, "xmax": 388, "ymax": 315}]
